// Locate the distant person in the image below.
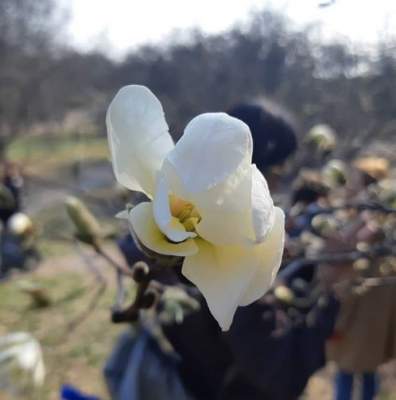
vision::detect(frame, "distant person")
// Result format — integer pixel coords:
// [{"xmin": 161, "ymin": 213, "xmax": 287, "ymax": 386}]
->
[
  {"xmin": 162, "ymin": 102, "xmax": 339, "ymax": 400},
  {"xmin": 325, "ymin": 157, "xmax": 394, "ymax": 400},
  {"xmin": 286, "ymin": 169, "xmax": 330, "ymax": 238},
  {"xmin": 0, "ymin": 161, "xmax": 24, "ymax": 225},
  {"xmin": 228, "ymin": 101, "xmax": 298, "ymax": 193},
  {"xmin": 106, "ymin": 100, "xmax": 305, "ymax": 400}
]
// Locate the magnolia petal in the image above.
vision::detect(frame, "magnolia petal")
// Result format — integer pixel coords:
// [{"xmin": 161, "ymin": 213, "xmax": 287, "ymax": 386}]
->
[
  {"xmin": 251, "ymin": 165, "xmax": 275, "ymax": 243},
  {"xmin": 160, "ymin": 158, "xmax": 255, "ymax": 246},
  {"xmin": 162, "ymin": 160, "xmax": 275, "ymax": 247},
  {"xmin": 195, "ymin": 209, "xmax": 253, "ymax": 246},
  {"xmin": 182, "ymin": 239, "xmax": 259, "ymax": 331},
  {"xmin": 115, "ymin": 210, "xmax": 129, "ymax": 219},
  {"xmin": 239, "ymin": 207, "xmax": 285, "ymax": 306},
  {"xmin": 153, "ymin": 174, "xmax": 196, "ymax": 242},
  {"xmin": 106, "ymin": 85, "xmax": 174, "ymax": 196},
  {"xmin": 128, "ymin": 202, "xmax": 198, "ymax": 256},
  {"xmin": 166, "ymin": 113, "xmax": 252, "ymax": 194},
  {"xmin": 194, "ymin": 166, "xmax": 254, "ymax": 246},
  {"xmin": 194, "ymin": 165, "xmax": 275, "ymax": 246}
]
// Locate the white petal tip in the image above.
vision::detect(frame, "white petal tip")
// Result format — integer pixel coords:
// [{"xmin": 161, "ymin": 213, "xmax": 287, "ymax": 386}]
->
[{"xmin": 115, "ymin": 210, "xmax": 129, "ymax": 219}]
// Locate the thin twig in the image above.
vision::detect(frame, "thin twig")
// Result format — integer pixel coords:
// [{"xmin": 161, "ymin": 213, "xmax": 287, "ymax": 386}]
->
[
  {"xmin": 67, "ymin": 279, "xmax": 107, "ymax": 332},
  {"xmin": 93, "ymin": 243, "xmax": 135, "ymax": 278},
  {"xmin": 74, "ymin": 240, "xmax": 107, "ymax": 285},
  {"xmin": 113, "ymin": 270, "xmax": 126, "ymax": 310},
  {"xmin": 65, "ymin": 240, "xmax": 108, "ymax": 333},
  {"xmin": 289, "ymin": 243, "xmax": 396, "ymax": 266}
]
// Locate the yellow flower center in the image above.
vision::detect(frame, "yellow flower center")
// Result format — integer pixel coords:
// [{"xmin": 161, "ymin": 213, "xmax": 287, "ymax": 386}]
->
[{"xmin": 169, "ymin": 195, "xmax": 201, "ymax": 232}]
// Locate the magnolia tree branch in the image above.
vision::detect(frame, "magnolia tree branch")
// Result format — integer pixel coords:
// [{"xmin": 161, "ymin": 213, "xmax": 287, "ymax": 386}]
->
[
  {"xmin": 111, "ymin": 262, "xmax": 162, "ymax": 324},
  {"xmin": 294, "ymin": 243, "xmax": 396, "ymax": 265},
  {"xmin": 90, "ymin": 242, "xmax": 162, "ymax": 324},
  {"xmin": 309, "ymin": 202, "xmax": 396, "ymax": 216},
  {"xmin": 93, "ymin": 243, "xmax": 135, "ymax": 279},
  {"xmin": 65, "ymin": 195, "xmax": 396, "ymax": 331},
  {"xmin": 289, "ymin": 202, "xmax": 396, "ymax": 222},
  {"xmin": 66, "ymin": 240, "xmax": 108, "ymax": 333}
]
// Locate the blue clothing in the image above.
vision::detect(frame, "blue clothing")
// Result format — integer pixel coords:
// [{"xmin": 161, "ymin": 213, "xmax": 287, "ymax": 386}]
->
[
  {"xmin": 115, "ymin": 233, "xmax": 339, "ymax": 399},
  {"xmin": 117, "ymin": 234, "xmax": 151, "ymax": 267},
  {"xmin": 162, "ymin": 290, "xmax": 339, "ymax": 400},
  {"xmin": 104, "ymin": 329, "xmax": 193, "ymax": 400},
  {"xmin": 334, "ymin": 371, "xmax": 378, "ymax": 400},
  {"xmin": 60, "ymin": 385, "xmax": 100, "ymax": 400}
]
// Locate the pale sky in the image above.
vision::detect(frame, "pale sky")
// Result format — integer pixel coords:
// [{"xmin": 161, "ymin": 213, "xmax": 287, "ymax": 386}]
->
[{"xmin": 66, "ymin": 0, "xmax": 396, "ymax": 57}]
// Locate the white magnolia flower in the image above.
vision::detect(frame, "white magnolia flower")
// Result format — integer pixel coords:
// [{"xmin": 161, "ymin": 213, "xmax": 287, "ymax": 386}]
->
[
  {"xmin": 8, "ymin": 213, "xmax": 33, "ymax": 237},
  {"xmin": 0, "ymin": 332, "xmax": 45, "ymax": 387},
  {"xmin": 107, "ymin": 85, "xmax": 285, "ymax": 330}
]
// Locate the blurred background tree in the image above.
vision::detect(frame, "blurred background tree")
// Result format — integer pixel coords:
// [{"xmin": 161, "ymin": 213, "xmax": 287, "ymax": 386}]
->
[
  {"xmin": 0, "ymin": 2, "xmax": 395, "ymax": 157},
  {"xmin": 0, "ymin": 0, "xmax": 59, "ymax": 151},
  {"xmin": 1, "ymin": 2, "xmax": 396, "ymax": 398}
]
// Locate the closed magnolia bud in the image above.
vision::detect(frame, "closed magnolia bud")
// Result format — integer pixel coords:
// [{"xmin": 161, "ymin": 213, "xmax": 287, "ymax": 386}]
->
[
  {"xmin": 305, "ymin": 124, "xmax": 337, "ymax": 154},
  {"xmin": 312, "ymin": 215, "xmax": 338, "ymax": 237},
  {"xmin": 356, "ymin": 242, "xmax": 370, "ymax": 252},
  {"xmin": 353, "ymin": 258, "xmax": 370, "ymax": 271},
  {"xmin": 375, "ymin": 179, "xmax": 396, "ymax": 208},
  {"xmin": 379, "ymin": 262, "xmax": 393, "ymax": 276},
  {"xmin": 65, "ymin": 197, "xmax": 102, "ymax": 245},
  {"xmin": 322, "ymin": 159, "xmax": 347, "ymax": 187},
  {"xmin": 274, "ymin": 285, "xmax": 294, "ymax": 304}
]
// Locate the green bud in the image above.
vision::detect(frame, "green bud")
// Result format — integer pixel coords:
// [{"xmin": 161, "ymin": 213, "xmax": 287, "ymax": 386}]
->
[
  {"xmin": 305, "ymin": 124, "xmax": 337, "ymax": 154},
  {"xmin": 353, "ymin": 258, "xmax": 370, "ymax": 271},
  {"xmin": 65, "ymin": 196, "xmax": 102, "ymax": 245},
  {"xmin": 274, "ymin": 285, "xmax": 295, "ymax": 304},
  {"xmin": 322, "ymin": 159, "xmax": 347, "ymax": 187},
  {"xmin": 311, "ymin": 215, "xmax": 338, "ymax": 237}
]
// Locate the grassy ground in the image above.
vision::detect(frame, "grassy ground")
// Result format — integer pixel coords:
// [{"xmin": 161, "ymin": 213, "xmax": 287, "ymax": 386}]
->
[
  {"xmin": 6, "ymin": 134, "xmax": 109, "ymax": 174},
  {"xmin": 0, "ymin": 245, "xmax": 128, "ymax": 400},
  {"xmin": 2, "ymin": 249, "xmax": 396, "ymax": 400},
  {"xmin": 1, "ymin": 132, "xmax": 120, "ymax": 399},
  {"xmin": 2, "ymin": 133, "xmax": 396, "ymax": 399}
]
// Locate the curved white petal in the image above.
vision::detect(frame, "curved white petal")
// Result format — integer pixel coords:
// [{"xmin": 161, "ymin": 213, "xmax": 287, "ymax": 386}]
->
[
  {"xmin": 194, "ymin": 165, "xmax": 254, "ymax": 246},
  {"xmin": 153, "ymin": 174, "xmax": 196, "ymax": 242},
  {"xmin": 182, "ymin": 208, "xmax": 285, "ymax": 330},
  {"xmin": 128, "ymin": 202, "xmax": 198, "ymax": 256},
  {"xmin": 239, "ymin": 207, "xmax": 285, "ymax": 306},
  {"xmin": 166, "ymin": 113, "xmax": 252, "ymax": 194},
  {"xmin": 251, "ymin": 165, "xmax": 275, "ymax": 243},
  {"xmin": 193, "ymin": 165, "xmax": 274, "ymax": 246},
  {"xmin": 161, "ymin": 159, "xmax": 254, "ymax": 246},
  {"xmin": 182, "ymin": 240, "xmax": 259, "ymax": 331},
  {"xmin": 106, "ymin": 85, "xmax": 174, "ymax": 196}
]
